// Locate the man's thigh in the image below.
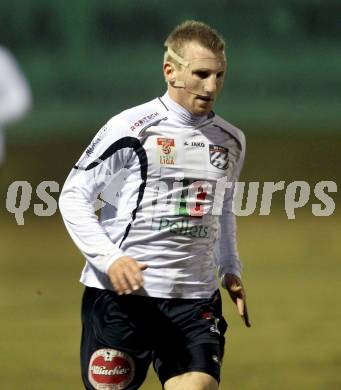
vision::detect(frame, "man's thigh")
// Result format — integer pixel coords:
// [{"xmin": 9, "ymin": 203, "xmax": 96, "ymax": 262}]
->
[
  {"xmin": 80, "ymin": 287, "xmax": 152, "ymax": 390},
  {"xmin": 153, "ymin": 290, "xmax": 228, "ymax": 387},
  {"xmin": 164, "ymin": 371, "xmax": 218, "ymax": 390}
]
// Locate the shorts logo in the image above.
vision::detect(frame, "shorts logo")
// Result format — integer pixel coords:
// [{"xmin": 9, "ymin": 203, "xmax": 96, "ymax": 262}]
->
[
  {"xmin": 212, "ymin": 355, "xmax": 221, "ymax": 365},
  {"xmin": 210, "ymin": 317, "xmax": 221, "ymax": 335},
  {"xmin": 157, "ymin": 137, "xmax": 176, "ymax": 165},
  {"xmin": 201, "ymin": 311, "xmax": 221, "ymax": 335},
  {"xmin": 201, "ymin": 311, "xmax": 214, "ymax": 320},
  {"xmin": 88, "ymin": 349, "xmax": 135, "ymax": 390},
  {"xmin": 209, "ymin": 145, "xmax": 229, "ymax": 170}
]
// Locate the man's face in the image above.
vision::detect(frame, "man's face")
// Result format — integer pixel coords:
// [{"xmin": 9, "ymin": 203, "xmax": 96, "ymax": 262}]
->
[{"xmin": 165, "ymin": 41, "xmax": 226, "ymax": 116}]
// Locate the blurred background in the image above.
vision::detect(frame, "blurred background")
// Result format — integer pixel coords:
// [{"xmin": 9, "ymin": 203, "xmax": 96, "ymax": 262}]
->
[{"xmin": 1, "ymin": 0, "xmax": 340, "ymax": 389}]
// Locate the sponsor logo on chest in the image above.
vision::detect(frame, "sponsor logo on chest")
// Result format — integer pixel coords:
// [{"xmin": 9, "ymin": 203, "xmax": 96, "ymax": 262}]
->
[
  {"xmin": 130, "ymin": 112, "xmax": 159, "ymax": 131},
  {"xmin": 184, "ymin": 141, "xmax": 205, "ymax": 147}
]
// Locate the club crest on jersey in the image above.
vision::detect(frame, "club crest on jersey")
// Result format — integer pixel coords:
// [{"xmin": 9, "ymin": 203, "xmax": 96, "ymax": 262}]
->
[
  {"xmin": 157, "ymin": 137, "xmax": 176, "ymax": 165},
  {"xmin": 209, "ymin": 144, "xmax": 229, "ymax": 170}
]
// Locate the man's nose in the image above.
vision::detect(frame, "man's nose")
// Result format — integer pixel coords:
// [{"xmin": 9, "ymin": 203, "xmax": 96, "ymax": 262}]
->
[{"xmin": 203, "ymin": 76, "xmax": 217, "ymax": 93}]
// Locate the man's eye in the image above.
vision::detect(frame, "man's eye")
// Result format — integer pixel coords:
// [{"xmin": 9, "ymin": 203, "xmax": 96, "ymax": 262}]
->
[
  {"xmin": 217, "ymin": 72, "xmax": 224, "ymax": 79},
  {"xmin": 194, "ymin": 71, "xmax": 209, "ymax": 79}
]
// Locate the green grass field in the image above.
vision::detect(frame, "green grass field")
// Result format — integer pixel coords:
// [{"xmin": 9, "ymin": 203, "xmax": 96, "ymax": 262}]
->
[{"xmin": 1, "ymin": 210, "xmax": 340, "ymax": 389}]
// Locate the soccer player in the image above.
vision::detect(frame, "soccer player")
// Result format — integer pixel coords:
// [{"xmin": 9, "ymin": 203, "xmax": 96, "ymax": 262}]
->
[
  {"xmin": 59, "ymin": 20, "xmax": 250, "ymax": 390},
  {"xmin": 0, "ymin": 46, "xmax": 32, "ymax": 165}
]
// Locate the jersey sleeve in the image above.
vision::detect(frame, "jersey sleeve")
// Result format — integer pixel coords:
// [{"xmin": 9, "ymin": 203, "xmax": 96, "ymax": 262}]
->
[
  {"xmin": 216, "ymin": 131, "xmax": 246, "ymax": 280},
  {"xmin": 58, "ymin": 117, "xmax": 133, "ymax": 274}
]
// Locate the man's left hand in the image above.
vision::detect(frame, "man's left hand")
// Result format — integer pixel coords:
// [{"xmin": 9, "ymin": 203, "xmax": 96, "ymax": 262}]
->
[{"xmin": 223, "ymin": 273, "xmax": 251, "ymax": 328}]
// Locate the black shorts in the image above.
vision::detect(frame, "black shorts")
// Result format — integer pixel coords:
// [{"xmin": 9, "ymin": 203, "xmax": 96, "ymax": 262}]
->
[{"xmin": 81, "ymin": 287, "xmax": 228, "ymax": 390}]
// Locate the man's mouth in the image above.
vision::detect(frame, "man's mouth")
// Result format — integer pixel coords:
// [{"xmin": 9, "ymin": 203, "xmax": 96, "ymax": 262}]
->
[{"xmin": 197, "ymin": 96, "xmax": 213, "ymax": 102}]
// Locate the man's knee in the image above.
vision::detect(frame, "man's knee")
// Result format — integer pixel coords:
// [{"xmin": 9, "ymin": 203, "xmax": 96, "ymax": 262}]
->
[{"xmin": 164, "ymin": 371, "xmax": 219, "ymax": 390}]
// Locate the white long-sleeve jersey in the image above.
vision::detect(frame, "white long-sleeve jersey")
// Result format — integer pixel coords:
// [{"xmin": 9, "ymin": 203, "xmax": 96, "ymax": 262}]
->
[{"xmin": 59, "ymin": 92, "xmax": 246, "ymax": 298}]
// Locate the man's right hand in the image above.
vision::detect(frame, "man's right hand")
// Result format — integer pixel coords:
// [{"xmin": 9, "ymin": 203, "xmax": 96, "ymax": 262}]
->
[{"xmin": 107, "ymin": 256, "xmax": 148, "ymax": 295}]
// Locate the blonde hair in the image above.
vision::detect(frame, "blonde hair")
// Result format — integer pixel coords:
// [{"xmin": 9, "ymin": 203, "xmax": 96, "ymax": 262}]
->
[{"xmin": 164, "ymin": 20, "xmax": 225, "ymax": 67}]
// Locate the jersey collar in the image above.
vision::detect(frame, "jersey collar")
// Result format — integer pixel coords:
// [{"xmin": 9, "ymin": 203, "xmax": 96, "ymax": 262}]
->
[{"xmin": 159, "ymin": 92, "xmax": 213, "ymax": 127}]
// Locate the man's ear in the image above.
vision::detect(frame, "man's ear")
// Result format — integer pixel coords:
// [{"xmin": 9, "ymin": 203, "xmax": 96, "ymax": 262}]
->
[{"xmin": 163, "ymin": 62, "xmax": 176, "ymax": 84}]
